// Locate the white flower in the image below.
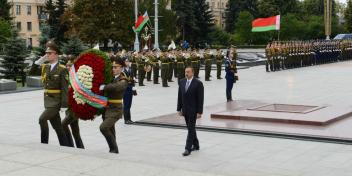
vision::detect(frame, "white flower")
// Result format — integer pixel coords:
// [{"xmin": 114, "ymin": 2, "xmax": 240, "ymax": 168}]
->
[{"xmin": 73, "ymin": 65, "xmax": 94, "ymax": 105}]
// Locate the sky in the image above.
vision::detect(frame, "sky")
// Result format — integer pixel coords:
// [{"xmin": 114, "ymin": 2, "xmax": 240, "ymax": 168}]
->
[{"xmin": 337, "ymin": 0, "xmax": 347, "ymax": 4}]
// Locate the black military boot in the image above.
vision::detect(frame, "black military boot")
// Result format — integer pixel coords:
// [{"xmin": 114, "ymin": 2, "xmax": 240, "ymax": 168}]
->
[
  {"xmin": 57, "ymin": 131, "xmax": 69, "ymax": 147},
  {"xmin": 64, "ymin": 130, "xmax": 75, "ymax": 147},
  {"xmin": 105, "ymin": 135, "xmax": 119, "ymax": 154}
]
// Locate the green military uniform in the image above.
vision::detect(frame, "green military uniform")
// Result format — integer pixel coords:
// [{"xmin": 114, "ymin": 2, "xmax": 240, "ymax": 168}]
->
[
  {"xmin": 146, "ymin": 55, "xmax": 152, "ymax": 82},
  {"xmin": 167, "ymin": 54, "xmax": 174, "ymax": 82},
  {"xmin": 137, "ymin": 55, "xmax": 146, "ymax": 86},
  {"xmin": 101, "ymin": 74, "xmax": 128, "ymax": 153},
  {"xmin": 131, "ymin": 55, "xmax": 138, "ymax": 79},
  {"xmin": 31, "ymin": 60, "xmax": 69, "ymax": 146},
  {"xmin": 191, "ymin": 53, "xmax": 199, "ymax": 78},
  {"xmin": 204, "ymin": 52, "xmax": 212, "ymax": 81},
  {"xmin": 160, "ymin": 54, "xmax": 169, "ymax": 87},
  {"xmin": 176, "ymin": 53, "xmax": 185, "ymax": 83},
  {"xmin": 216, "ymin": 50, "xmax": 223, "ymax": 79},
  {"xmin": 150, "ymin": 54, "xmax": 160, "ymax": 84},
  {"xmin": 62, "ymin": 108, "xmax": 84, "ymax": 148},
  {"xmin": 185, "ymin": 54, "xmax": 192, "ymax": 67}
]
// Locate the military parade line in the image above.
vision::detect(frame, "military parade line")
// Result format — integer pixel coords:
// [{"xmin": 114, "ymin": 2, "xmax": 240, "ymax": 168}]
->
[{"xmin": 265, "ymin": 39, "xmax": 352, "ymax": 72}]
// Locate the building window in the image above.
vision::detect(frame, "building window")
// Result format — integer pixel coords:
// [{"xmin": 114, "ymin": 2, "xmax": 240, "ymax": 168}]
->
[
  {"xmin": 27, "ymin": 5, "xmax": 31, "ymax": 15},
  {"xmin": 16, "ymin": 5, "xmax": 21, "ymax": 15},
  {"xmin": 28, "ymin": 38, "xmax": 33, "ymax": 48},
  {"xmin": 16, "ymin": 22, "xmax": 21, "ymax": 31},
  {"xmin": 27, "ymin": 22, "xmax": 32, "ymax": 32},
  {"xmin": 37, "ymin": 6, "xmax": 44, "ymax": 15}
]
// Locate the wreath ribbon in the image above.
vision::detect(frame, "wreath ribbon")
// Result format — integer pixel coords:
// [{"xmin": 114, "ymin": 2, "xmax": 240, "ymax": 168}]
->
[{"xmin": 69, "ymin": 65, "xmax": 108, "ymax": 109}]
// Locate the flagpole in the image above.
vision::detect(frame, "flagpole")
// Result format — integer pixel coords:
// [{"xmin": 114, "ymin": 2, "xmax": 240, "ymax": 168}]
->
[
  {"xmin": 154, "ymin": 0, "xmax": 160, "ymax": 50},
  {"xmin": 134, "ymin": 0, "xmax": 140, "ymax": 52}
]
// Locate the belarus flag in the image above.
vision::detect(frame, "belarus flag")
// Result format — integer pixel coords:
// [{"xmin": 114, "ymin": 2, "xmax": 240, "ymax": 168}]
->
[
  {"xmin": 133, "ymin": 11, "xmax": 150, "ymax": 33},
  {"xmin": 252, "ymin": 15, "xmax": 280, "ymax": 32}
]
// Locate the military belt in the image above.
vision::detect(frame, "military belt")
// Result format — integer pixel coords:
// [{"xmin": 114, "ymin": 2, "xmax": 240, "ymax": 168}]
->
[
  {"xmin": 108, "ymin": 99, "xmax": 123, "ymax": 104},
  {"xmin": 44, "ymin": 89, "xmax": 61, "ymax": 94}
]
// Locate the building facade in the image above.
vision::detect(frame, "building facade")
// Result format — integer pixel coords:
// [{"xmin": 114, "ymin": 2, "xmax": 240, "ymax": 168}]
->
[
  {"xmin": 206, "ymin": 0, "xmax": 228, "ymax": 29},
  {"xmin": 10, "ymin": 0, "xmax": 47, "ymax": 48}
]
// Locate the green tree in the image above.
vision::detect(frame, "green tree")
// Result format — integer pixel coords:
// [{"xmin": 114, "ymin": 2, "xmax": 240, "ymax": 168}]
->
[
  {"xmin": 302, "ymin": 0, "xmax": 337, "ymax": 17},
  {"xmin": 1, "ymin": 29, "xmax": 28, "ymax": 84},
  {"xmin": 257, "ymin": 0, "xmax": 300, "ymax": 17},
  {"xmin": 346, "ymin": 0, "xmax": 352, "ymax": 32},
  {"xmin": 225, "ymin": 0, "xmax": 257, "ymax": 33},
  {"xmin": 0, "ymin": 18, "xmax": 11, "ymax": 53},
  {"xmin": 193, "ymin": 0, "xmax": 214, "ymax": 46},
  {"xmin": 280, "ymin": 13, "xmax": 307, "ymax": 40},
  {"xmin": 0, "ymin": 0, "xmax": 12, "ymax": 21},
  {"xmin": 33, "ymin": 24, "xmax": 51, "ymax": 57},
  {"xmin": 45, "ymin": 0, "xmax": 68, "ymax": 44},
  {"xmin": 172, "ymin": 0, "xmax": 197, "ymax": 44},
  {"xmin": 208, "ymin": 27, "xmax": 232, "ymax": 46},
  {"xmin": 64, "ymin": 0, "xmax": 134, "ymax": 49},
  {"xmin": 233, "ymin": 11, "xmax": 254, "ymax": 44},
  {"xmin": 61, "ymin": 36, "xmax": 87, "ymax": 56}
]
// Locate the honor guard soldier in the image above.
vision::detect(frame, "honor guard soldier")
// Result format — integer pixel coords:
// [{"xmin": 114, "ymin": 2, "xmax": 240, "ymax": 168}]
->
[
  {"xmin": 131, "ymin": 53, "xmax": 138, "ymax": 80},
  {"xmin": 160, "ymin": 52, "xmax": 170, "ymax": 87},
  {"xmin": 216, "ymin": 49, "xmax": 223, "ymax": 79},
  {"xmin": 191, "ymin": 51, "xmax": 200, "ymax": 79},
  {"xmin": 99, "ymin": 58, "xmax": 128, "ymax": 154},
  {"xmin": 137, "ymin": 53, "xmax": 146, "ymax": 86},
  {"xmin": 225, "ymin": 47, "xmax": 238, "ymax": 102},
  {"xmin": 176, "ymin": 51, "xmax": 186, "ymax": 84},
  {"xmin": 204, "ymin": 49, "xmax": 212, "ymax": 81},
  {"xmin": 151, "ymin": 50, "xmax": 160, "ymax": 84},
  {"xmin": 146, "ymin": 51, "xmax": 153, "ymax": 82},
  {"xmin": 167, "ymin": 52, "xmax": 175, "ymax": 82},
  {"xmin": 123, "ymin": 57, "xmax": 137, "ymax": 124},
  {"xmin": 30, "ymin": 41, "xmax": 69, "ymax": 146},
  {"xmin": 61, "ymin": 56, "xmax": 85, "ymax": 149}
]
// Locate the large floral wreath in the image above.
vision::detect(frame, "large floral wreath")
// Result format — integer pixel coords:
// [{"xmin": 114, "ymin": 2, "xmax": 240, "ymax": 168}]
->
[{"xmin": 68, "ymin": 49, "xmax": 112, "ymax": 120}]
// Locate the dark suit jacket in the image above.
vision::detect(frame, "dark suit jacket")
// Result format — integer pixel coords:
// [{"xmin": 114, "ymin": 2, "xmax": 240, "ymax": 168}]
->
[{"xmin": 177, "ymin": 78, "xmax": 204, "ymax": 116}]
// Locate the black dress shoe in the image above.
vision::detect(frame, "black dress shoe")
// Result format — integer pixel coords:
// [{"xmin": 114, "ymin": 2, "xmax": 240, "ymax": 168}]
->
[
  {"xmin": 125, "ymin": 120, "xmax": 134, "ymax": 124},
  {"xmin": 182, "ymin": 150, "xmax": 191, "ymax": 156},
  {"xmin": 109, "ymin": 149, "xmax": 119, "ymax": 154},
  {"xmin": 139, "ymin": 84, "xmax": 145, "ymax": 86},
  {"xmin": 191, "ymin": 147, "xmax": 199, "ymax": 151}
]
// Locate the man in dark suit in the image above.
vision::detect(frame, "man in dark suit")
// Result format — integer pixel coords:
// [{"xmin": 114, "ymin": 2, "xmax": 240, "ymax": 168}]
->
[{"xmin": 177, "ymin": 66, "xmax": 204, "ymax": 156}]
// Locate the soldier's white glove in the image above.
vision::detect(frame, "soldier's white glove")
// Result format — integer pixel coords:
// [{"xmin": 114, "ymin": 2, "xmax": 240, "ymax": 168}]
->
[
  {"xmin": 34, "ymin": 55, "xmax": 47, "ymax": 65},
  {"xmin": 132, "ymin": 87, "xmax": 137, "ymax": 91},
  {"xmin": 99, "ymin": 84, "xmax": 105, "ymax": 90}
]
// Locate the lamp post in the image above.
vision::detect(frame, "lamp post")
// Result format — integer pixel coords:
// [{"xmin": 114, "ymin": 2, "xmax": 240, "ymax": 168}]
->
[{"xmin": 324, "ymin": 0, "xmax": 332, "ymax": 40}]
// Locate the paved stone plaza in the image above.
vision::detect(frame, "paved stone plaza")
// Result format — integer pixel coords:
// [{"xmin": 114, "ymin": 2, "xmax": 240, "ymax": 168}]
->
[{"xmin": 1, "ymin": 62, "xmax": 352, "ymax": 176}]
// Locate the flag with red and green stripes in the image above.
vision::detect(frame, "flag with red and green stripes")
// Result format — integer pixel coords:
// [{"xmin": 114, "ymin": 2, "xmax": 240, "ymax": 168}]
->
[
  {"xmin": 252, "ymin": 15, "xmax": 280, "ymax": 32},
  {"xmin": 133, "ymin": 11, "xmax": 150, "ymax": 33}
]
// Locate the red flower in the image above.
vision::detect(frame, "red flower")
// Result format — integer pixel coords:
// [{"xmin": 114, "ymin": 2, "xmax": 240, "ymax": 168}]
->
[{"xmin": 68, "ymin": 53, "xmax": 107, "ymax": 120}]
